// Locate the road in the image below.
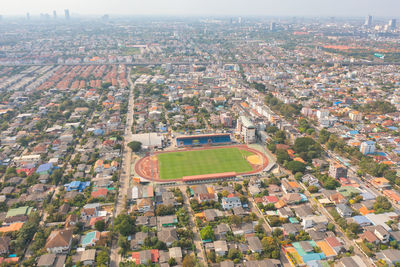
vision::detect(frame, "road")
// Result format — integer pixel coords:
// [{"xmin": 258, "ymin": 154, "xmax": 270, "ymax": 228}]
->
[
  {"xmin": 110, "ymin": 67, "xmax": 136, "ymax": 267},
  {"xmin": 180, "ymin": 185, "xmax": 208, "ymax": 266}
]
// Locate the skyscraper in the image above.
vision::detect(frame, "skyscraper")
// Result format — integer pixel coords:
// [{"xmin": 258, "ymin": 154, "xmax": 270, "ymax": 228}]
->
[
  {"xmin": 64, "ymin": 9, "xmax": 70, "ymax": 20},
  {"xmin": 270, "ymin": 22, "xmax": 276, "ymax": 31},
  {"xmin": 364, "ymin": 15, "xmax": 372, "ymax": 27},
  {"xmin": 53, "ymin": 10, "xmax": 57, "ymax": 19},
  {"xmin": 26, "ymin": 12, "xmax": 30, "ymax": 20},
  {"xmin": 389, "ymin": 19, "xmax": 396, "ymax": 29}
]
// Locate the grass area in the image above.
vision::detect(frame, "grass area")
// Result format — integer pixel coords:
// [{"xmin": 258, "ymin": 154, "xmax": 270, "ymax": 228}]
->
[{"xmin": 157, "ymin": 147, "xmax": 254, "ymax": 180}]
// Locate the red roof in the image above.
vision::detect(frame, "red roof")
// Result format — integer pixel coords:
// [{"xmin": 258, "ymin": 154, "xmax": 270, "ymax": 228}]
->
[
  {"xmin": 263, "ymin": 196, "xmax": 278, "ymax": 203},
  {"xmin": 91, "ymin": 188, "xmax": 108, "ymax": 198},
  {"xmin": 131, "ymin": 250, "xmax": 159, "ymax": 264},
  {"xmin": 89, "ymin": 216, "xmax": 105, "ymax": 226},
  {"xmin": 325, "ymin": 236, "xmax": 342, "ymax": 248},
  {"xmin": 131, "ymin": 252, "xmax": 140, "ymax": 264}
]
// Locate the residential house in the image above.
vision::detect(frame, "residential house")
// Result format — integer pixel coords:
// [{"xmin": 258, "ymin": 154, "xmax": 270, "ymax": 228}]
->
[
  {"xmin": 45, "ymin": 229, "xmax": 73, "ymax": 254},
  {"xmin": 215, "ymin": 223, "xmax": 230, "ymax": 238},
  {"xmin": 169, "ymin": 247, "xmax": 182, "ymax": 263},
  {"xmin": 0, "ymin": 237, "xmax": 10, "ymax": 254},
  {"xmin": 336, "ymin": 204, "xmax": 353, "ymax": 217},
  {"xmin": 281, "ymin": 179, "xmax": 301, "ymax": 194},
  {"xmin": 214, "ymin": 240, "xmax": 228, "ymax": 256},
  {"xmin": 325, "ymin": 236, "xmax": 344, "ymax": 254},
  {"xmin": 379, "ymin": 249, "xmax": 400, "ymax": 266},
  {"xmin": 247, "ymin": 236, "xmax": 263, "ymax": 253},
  {"xmin": 157, "ymin": 228, "xmax": 178, "ymax": 247},
  {"xmin": 131, "ymin": 249, "xmax": 159, "ymax": 265},
  {"xmin": 137, "ymin": 198, "xmax": 153, "ymax": 213},
  {"xmin": 222, "ymin": 195, "xmax": 242, "ymax": 210},
  {"xmin": 158, "ymin": 215, "xmax": 178, "ymax": 227},
  {"xmin": 374, "ymin": 225, "xmax": 390, "ymax": 243}
]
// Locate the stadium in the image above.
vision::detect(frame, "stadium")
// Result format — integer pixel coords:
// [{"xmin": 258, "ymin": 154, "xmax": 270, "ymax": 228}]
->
[
  {"xmin": 135, "ymin": 133, "xmax": 268, "ymax": 183},
  {"xmin": 175, "ymin": 133, "xmax": 231, "ymax": 147}
]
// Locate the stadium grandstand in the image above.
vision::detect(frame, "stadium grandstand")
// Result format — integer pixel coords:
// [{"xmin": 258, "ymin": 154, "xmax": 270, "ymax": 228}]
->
[
  {"xmin": 176, "ymin": 133, "xmax": 231, "ymax": 147},
  {"xmin": 182, "ymin": 172, "xmax": 237, "ymax": 184}
]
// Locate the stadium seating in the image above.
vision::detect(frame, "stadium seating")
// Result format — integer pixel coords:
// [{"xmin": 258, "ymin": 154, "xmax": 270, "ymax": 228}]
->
[{"xmin": 176, "ymin": 134, "xmax": 231, "ymax": 147}]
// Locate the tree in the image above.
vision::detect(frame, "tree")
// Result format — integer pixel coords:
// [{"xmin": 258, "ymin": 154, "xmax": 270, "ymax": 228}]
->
[
  {"xmin": 118, "ymin": 236, "xmax": 130, "ymax": 255},
  {"xmin": 227, "ymin": 248, "xmax": 242, "ymax": 260},
  {"xmin": 373, "ymin": 196, "xmax": 392, "ymax": 213},
  {"xmin": 308, "ymin": 185, "xmax": 319, "ymax": 193},
  {"xmin": 168, "ymin": 257, "xmax": 177, "ymax": 266},
  {"xmin": 348, "ymin": 223, "xmax": 361, "ymax": 235},
  {"xmin": 127, "ymin": 141, "xmax": 142, "ymax": 152},
  {"xmin": 96, "ymin": 250, "xmax": 109, "ymax": 265},
  {"xmin": 234, "ymin": 183, "xmax": 242, "ymax": 191},
  {"xmin": 286, "ymin": 161, "xmax": 306, "ymax": 174},
  {"xmin": 95, "ymin": 220, "xmax": 106, "ymax": 231},
  {"xmin": 229, "ymin": 215, "xmax": 242, "ymax": 226},
  {"xmin": 200, "ymin": 225, "xmax": 214, "ymax": 241},
  {"xmin": 182, "ymin": 255, "xmax": 196, "ymax": 267},
  {"xmin": 276, "ymin": 149, "xmax": 290, "ymax": 164}
]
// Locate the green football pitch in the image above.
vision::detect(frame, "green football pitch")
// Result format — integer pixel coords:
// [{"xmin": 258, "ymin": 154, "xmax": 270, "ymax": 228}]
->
[{"xmin": 157, "ymin": 147, "xmax": 254, "ymax": 180}]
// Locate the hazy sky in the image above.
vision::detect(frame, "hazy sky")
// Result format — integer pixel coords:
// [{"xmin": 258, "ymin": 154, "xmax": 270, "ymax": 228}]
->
[{"xmin": 3, "ymin": 0, "xmax": 400, "ymax": 17}]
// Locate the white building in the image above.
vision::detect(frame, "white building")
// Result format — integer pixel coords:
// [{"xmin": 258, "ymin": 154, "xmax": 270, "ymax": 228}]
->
[
  {"xmin": 360, "ymin": 141, "xmax": 375, "ymax": 155},
  {"xmin": 237, "ymin": 116, "xmax": 256, "ymax": 143},
  {"xmin": 222, "ymin": 196, "xmax": 242, "ymax": 210},
  {"xmin": 316, "ymin": 109, "xmax": 329, "ymax": 119}
]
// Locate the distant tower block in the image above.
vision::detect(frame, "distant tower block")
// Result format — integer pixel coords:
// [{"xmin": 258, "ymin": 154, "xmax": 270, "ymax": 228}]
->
[
  {"xmin": 364, "ymin": 15, "xmax": 372, "ymax": 27},
  {"xmin": 64, "ymin": 9, "xmax": 70, "ymax": 20},
  {"xmin": 53, "ymin": 10, "xmax": 57, "ymax": 19}
]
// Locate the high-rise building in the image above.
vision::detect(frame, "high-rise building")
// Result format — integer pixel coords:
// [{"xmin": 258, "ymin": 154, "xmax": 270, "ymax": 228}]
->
[
  {"xmin": 360, "ymin": 141, "xmax": 375, "ymax": 155},
  {"xmin": 329, "ymin": 163, "xmax": 347, "ymax": 179},
  {"xmin": 64, "ymin": 9, "xmax": 70, "ymax": 20},
  {"xmin": 53, "ymin": 10, "xmax": 57, "ymax": 19},
  {"xmin": 389, "ymin": 19, "xmax": 396, "ymax": 29},
  {"xmin": 238, "ymin": 17, "xmax": 242, "ymax": 24},
  {"xmin": 26, "ymin": 12, "xmax": 30, "ymax": 20},
  {"xmin": 270, "ymin": 22, "xmax": 276, "ymax": 31},
  {"xmin": 364, "ymin": 15, "xmax": 372, "ymax": 27}
]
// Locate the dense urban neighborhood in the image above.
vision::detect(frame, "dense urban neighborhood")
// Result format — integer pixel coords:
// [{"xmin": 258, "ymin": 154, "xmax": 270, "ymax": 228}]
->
[{"xmin": 0, "ymin": 11, "xmax": 400, "ymax": 267}]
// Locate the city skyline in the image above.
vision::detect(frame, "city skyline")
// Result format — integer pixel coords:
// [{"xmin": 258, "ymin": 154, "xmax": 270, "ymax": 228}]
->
[{"xmin": 1, "ymin": 0, "xmax": 400, "ymax": 17}]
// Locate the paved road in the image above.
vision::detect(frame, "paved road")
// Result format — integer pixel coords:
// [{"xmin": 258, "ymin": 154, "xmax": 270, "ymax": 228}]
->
[
  {"xmin": 110, "ymin": 67, "xmax": 136, "ymax": 267},
  {"xmin": 180, "ymin": 185, "xmax": 208, "ymax": 266}
]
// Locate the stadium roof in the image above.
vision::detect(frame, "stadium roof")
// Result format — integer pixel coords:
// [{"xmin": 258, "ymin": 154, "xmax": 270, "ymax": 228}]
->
[
  {"xmin": 182, "ymin": 172, "xmax": 236, "ymax": 181},
  {"xmin": 176, "ymin": 133, "xmax": 230, "ymax": 140}
]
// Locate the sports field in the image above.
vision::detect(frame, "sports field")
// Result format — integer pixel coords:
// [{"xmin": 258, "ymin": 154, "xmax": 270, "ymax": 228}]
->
[{"xmin": 157, "ymin": 147, "xmax": 254, "ymax": 180}]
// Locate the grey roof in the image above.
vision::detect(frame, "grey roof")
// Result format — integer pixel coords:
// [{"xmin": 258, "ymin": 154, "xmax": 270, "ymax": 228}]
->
[
  {"xmin": 299, "ymin": 241, "xmax": 313, "ymax": 252},
  {"xmin": 340, "ymin": 257, "xmax": 357, "ymax": 267},
  {"xmin": 37, "ymin": 254, "xmax": 56, "ymax": 266},
  {"xmin": 390, "ymin": 231, "xmax": 400, "ymax": 241},
  {"xmin": 247, "ymin": 236, "xmax": 263, "ymax": 252},
  {"xmin": 80, "ymin": 249, "xmax": 96, "ymax": 262},
  {"xmin": 216, "ymin": 223, "xmax": 230, "ymax": 234},
  {"xmin": 169, "ymin": 247, "xmax": 182, "ymax": 259},
  {"xmin": 220, "ymin": 261, "xmax": 235, "ymax": 267},
  {"xmin": 157, "ymin": 228, "xmax": 178, "ymax": 244},
  {"xmin": 244, "ymin": 259, "xmax": 281, "ymax": 267},
  {"xmin": 336, "ymin": 204, "xmax": 353, "ymax": 214},
  {"xmin": 381, "ymin": 249, "xmax": 400, "ymax": 263}
]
